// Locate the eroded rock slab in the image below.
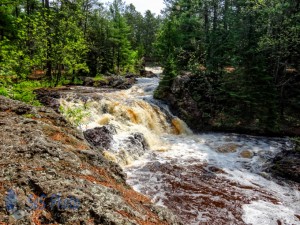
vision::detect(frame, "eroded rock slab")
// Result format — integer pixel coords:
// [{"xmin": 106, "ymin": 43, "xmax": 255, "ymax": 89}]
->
[{"xmin": 0, "ymin": 96, "xmax": 181, "ymax": 225}]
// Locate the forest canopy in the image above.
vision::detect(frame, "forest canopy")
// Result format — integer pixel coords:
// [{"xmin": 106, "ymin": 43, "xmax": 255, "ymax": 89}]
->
[
  {"xmin": 0, "ymin": 0, "xmax": 161, "ymax": 84},
  {"xmin": 154, "ymin": 0, "xmax": 300, "ymax": 133}
]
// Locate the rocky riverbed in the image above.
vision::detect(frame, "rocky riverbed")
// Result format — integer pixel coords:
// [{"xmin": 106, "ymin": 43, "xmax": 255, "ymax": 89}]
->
[
  {"xmin": 0, "ymin": 96, "xmax": 181, "ymax": 225},
  {"xmin": 2, "ymin": 69, "xmax": 299, "ymax": 224}
]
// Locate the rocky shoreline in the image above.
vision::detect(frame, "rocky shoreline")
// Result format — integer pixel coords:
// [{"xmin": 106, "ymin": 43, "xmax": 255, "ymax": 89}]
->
[
  {"xmin": 153, "ymin": 72, "xmax": 300, "ymax": 183},
  {"xmin": 0, "ymin": 96, "xmax": 181, "ymax": 224},
  {"xmin": 33, "ymin": 76, "xmax": 300, "ymax": 186},
  {"xmin": 79, "ymin": 70, "xmax": 157, "ymax": 90},
  {"xmin": 269, "ymin": 143, "xmax": 300, "ymax": 183},
  {"xmin": 1, "ymin": 69, "xmax": 298, "ymax": 224}
]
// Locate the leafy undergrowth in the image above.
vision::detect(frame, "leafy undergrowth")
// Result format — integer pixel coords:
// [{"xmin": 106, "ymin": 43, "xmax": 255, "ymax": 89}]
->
[{"xmin": 0, "ymin": 79, "xmax": 50, "ymax": 106}]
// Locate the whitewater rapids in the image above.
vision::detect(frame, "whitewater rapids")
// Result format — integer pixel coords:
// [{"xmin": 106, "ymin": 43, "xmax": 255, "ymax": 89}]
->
[{"xmin": 59, "ymin": 68, "xmax": 300, "ymax": 225}]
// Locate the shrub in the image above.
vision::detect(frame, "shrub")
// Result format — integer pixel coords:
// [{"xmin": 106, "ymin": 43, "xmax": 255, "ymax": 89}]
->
[{"xmin": 59, "ymin": 105, "xmax": 90, "ymax": 127}]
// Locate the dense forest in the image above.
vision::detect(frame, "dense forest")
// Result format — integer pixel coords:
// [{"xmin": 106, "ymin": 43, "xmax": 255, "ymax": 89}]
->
[
  {"xmin": 0, "ymin": 0, "xmax": 300, "ymax": 133},
  {"xmin": 0, "ymin": 0, "xmax": 160, "ymax": 101},
  {"xmin": 155, "ymin": 0, "xmax": 300, "ymax": 133}
]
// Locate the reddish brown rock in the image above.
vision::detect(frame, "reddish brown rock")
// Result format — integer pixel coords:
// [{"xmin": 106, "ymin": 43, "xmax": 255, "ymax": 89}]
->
[{"xmin": 0, "ymin": 96, "xmax": 181, "ymax": 225}]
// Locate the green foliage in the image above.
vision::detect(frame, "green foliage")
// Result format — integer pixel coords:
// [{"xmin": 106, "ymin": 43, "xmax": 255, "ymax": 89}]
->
[
  {"xmin": 0, "ymin": 87, "xmax": 9, "ymax": 97},
  {"xmin": 72, "ymin": 77, "xmax": 84, "ymax": 85},
  {"xmin": 0, "ymin": 0, "xmax": 160, "ymax": 86},
  {"xmin": 10, "ymin": 81, "xmax": 49, "ymax": 106},
  {"xmin": 59, "ymin": 105, "xmax": 90, "ymax": 127},
  {"xmin": 93, "ymin": 74, "xmax": 106, "ymax": 82},
  {"xmin": 155, "ymin": 0, "xmax": 300, "ymax": 132},
  {"xmin": 23, "ymin": 113, "xmax": 35, "ymax": 118},
  {"xmin": 154, "ymin": 56, "xmax": 177, "ymax": 99},
  {"xmin": 0, "ymin": 38, "xmax": 24, "ymax": 77}
]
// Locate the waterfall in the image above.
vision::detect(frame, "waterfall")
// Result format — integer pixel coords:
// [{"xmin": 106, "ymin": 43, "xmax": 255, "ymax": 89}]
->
[
  {"xmin": 59, "ymin": 70, "xmax": 191, "ymax": 165},
  {"xmin": 58, "ymin": 68, "xmax": 300, "ymax": 225}
]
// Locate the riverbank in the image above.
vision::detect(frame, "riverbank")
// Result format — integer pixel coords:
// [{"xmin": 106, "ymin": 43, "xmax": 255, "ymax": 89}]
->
[
  {"xmin": 3, "ymin": 69, "xmax": 299, "ymax": 224},
  {"xmin": 0, "ymin": 95, "xmax": 181, "ymax": 224},
  {"xmin": 33, "ymin": 74, "xmax": 300, "ymax": 186},
  {"xmin": 31, "ymin": 77, "xmax": 300, "ymax": 224},
  {"xmin": 154, "ymin": 71, "xmax": 300, "ymax": 137}
]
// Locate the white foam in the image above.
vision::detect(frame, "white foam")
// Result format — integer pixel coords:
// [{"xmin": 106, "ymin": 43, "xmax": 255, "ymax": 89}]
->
[
  {"xmin": 59, "ymin": 74, "xmax": 299, "ymax": 224},
  {"xmin": 242, "ymin": 200, "xmax": 300, "ymax": 225},
  {"xmin": 125, "ymin": 133, "xmax": 300, "ymax": 224}
]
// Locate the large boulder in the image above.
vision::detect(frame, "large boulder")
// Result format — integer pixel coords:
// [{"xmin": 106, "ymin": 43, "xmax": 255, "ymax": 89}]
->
[
  {"xmin": 107, "ymin": 76, "xmax": 136, "ymax": 89},
  {"xmin": 155, "ymin": 72, "xmax": 205, "ymax": 131},
  {"xmin": 82, "ymin": 77, "xmax": 94, "ymax": 86},
  {"xmin": 104, "ymin": 132, "xmax": 150, "ymax": 166},
  {"xmin": 270, "ymin": 146, "xmax": 300, "ymax": 183},
  {"xmin": 34, "ymin": 88, "xmax": 62, "ymax": 112},
  {"xmin": 83, "ymin": 125, "xmax": 116, "ymax": 149},
  {"xmin": 122, "ymin": 132, "xmax": 149, "ymax": 157},
  {"xmin": 0, "ymin": 96, "xmax": 182, "ymax": 225},
  {"xmin": 140, "ymin": 70, "xmax": 157, "ymax": 78}
]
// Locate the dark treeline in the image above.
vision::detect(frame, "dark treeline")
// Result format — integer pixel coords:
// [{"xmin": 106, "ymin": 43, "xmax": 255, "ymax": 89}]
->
[
  {"xmin": 155, "ymin": 0, "xmax": 300, "ymax": 133},
  {"xmin": 0, "ymin": 0, "xmax": 160, "ymax": 85}
]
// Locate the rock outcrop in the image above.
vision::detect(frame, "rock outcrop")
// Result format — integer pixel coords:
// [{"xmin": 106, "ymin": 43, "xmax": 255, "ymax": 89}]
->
[
  {"xmin": 270, "ymin": 144, "xmax": 300, "ymax": 183},
  {"xmin": 82, "ymin": 76, "xmax": 136, "ymax": 89},
  {"xmin": 154, "ymin": 71, "xmax": 300, "ymax": 136},
  {"xmin": 139, "ymin": 70, "xmax": 157, "ymax": 78},
  {"xmin": 154, "ymin": 72, "xmax": 207, "ymax": 131},
  {"xmin": 0, "ymin": 96, "xmax": 181, "ymax": 225},
  {"xmin": 34, "ymin": 88, "xmax": 63, "ymax": 112},
  {"xmin": 83, "ymin": 125, "xmax": 116, "ymax": 150}
]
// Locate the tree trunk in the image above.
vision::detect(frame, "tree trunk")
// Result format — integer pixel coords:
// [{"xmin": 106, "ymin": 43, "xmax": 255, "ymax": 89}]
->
[
  {"xmin": 204, "ymin": 1, "xmax": 209, "ymax": 42},
  {"xmin": 224, "ymin": 0, "xmax": 229, "ymax": 31},
  {"xmin": 45, "ymin": 0, "xmax": 52, "ymax": 81}
]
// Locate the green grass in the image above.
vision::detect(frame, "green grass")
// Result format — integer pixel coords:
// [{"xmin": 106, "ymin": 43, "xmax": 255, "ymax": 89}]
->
[{"xmin": 93, "ymin": 74, "xmax": 107, "ymax": 82}]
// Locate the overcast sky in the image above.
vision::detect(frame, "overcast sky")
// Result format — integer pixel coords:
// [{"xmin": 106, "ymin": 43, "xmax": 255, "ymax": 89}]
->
[{"xmin": 106, "ymin": 0, "xmax": 165, "ymax": 15}]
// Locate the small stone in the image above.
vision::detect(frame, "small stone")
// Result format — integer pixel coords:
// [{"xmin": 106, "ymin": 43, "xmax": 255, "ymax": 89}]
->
[
  {"xmin": 216, "ymin": 144, "xmax": 239, "ymax": 153},
  {"xmin": 240, "ymin": 150, "xmax": 254, "ymax": 158}
]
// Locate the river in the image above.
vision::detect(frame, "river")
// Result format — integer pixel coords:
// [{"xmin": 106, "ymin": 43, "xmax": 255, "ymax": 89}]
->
[{"xmin": 58, "ymin": 68, "xmax": 300, "ymax": 225}]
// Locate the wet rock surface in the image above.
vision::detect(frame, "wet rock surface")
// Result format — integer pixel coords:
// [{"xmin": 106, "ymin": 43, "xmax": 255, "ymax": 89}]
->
[
  {"xmin": 216, "ymin": 143, "xmax": 239, "ymax": 153},
  {"xmin": 119, "ymin": 133, "xmax": 149, "ymax": 163},
  {"xmin": 270, "ymin": 145, "xmax": 300, "ymax": 183},
  {"xmin": 125, "ymin": 133, "xmax": 149, "ymax": 154},
  {"xmin": 99, "ymin": 132, "xmax": 150, "ymax": 166},
  {"xmin": 34, "ymin": 88, "xmax": 64, "ymax": 111},
  {"xmin": 0, "ymin": 96, "xmax": 182, "ymax": 225},
  {"xmin": 82, "ymin": 76, "xmax": 136, "ymax": 89},
  {"xmin": 126, "ymin": 161, "xmax": 278, "ymax": 225},
  {"xmin": 83, "ymin": 125, "xmax": 116, "ymax": 150},
  {"xmin": 139, "ymin": 70, "xmax": 157, "ymax": 78}
]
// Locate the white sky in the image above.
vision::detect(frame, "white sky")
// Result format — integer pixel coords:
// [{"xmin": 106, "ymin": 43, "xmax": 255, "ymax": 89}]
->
[
  {"xmin": 106, "ymin": 0, "xmax": 165, "ymax": 15},
  {"xmin": 125, "ymin": 0, "xmax": 165, "ymax": 15}
]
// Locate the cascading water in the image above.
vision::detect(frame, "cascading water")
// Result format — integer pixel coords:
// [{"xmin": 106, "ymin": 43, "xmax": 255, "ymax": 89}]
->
[{"xmin": 59, "ymin": 68, "xmax": 300, "ymax": 225}]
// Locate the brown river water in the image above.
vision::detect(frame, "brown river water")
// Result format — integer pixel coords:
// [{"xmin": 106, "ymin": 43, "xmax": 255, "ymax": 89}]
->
[{"xmin": 59, "ymin": 68, "xmax": 300, "ymax": 225}]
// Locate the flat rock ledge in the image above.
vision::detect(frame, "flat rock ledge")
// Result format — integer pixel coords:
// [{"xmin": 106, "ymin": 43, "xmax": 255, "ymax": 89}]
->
[{"xmin": 0, "ymin": 96, "xmax": 182, "ymax": 225}]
